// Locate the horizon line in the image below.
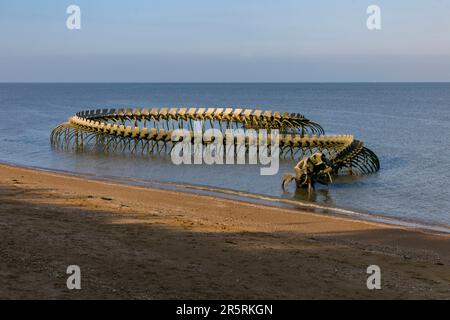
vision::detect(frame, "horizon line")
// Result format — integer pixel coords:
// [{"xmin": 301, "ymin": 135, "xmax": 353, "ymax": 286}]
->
[{"xmin": 2, "ymin": 81, "xmax": 450, "ymax": 84}]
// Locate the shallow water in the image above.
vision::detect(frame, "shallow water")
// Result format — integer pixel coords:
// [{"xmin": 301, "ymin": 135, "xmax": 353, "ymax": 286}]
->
[{"xmin": 1, "ymin": 83, "xmax": 449, "ymax": 227}]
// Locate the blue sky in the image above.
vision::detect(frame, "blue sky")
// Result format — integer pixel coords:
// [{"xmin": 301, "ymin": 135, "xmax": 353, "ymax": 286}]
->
[{"xmin": 1, "ymin": 0, "xmax": 449, "ymax": 82}]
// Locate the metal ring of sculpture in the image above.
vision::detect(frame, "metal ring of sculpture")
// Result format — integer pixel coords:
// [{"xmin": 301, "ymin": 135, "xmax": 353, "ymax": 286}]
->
[{"xmin": 51, "ymin": 107, "xmax": 380, "ymax": 190}]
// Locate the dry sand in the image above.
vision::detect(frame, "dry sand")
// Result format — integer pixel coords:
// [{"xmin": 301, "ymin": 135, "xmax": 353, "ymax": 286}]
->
[{"xmin": 0, "ymin": 163, "xmax": 449, "ymax": 299}]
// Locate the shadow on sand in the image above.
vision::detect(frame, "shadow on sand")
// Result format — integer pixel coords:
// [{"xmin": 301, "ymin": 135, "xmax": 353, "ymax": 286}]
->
[{"xmin": 0, "ymin": 184, "xmax": 449, "ymax": 299}]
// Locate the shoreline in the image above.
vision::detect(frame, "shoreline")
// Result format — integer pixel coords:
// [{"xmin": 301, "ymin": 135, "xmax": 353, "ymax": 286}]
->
[
  {"xmin": 3, "ymin": 161, "xmax": 450, "ymax": 235},
  {"xmin": 1, "ymin": 162, "xmax": 449, "ymax": 299}
]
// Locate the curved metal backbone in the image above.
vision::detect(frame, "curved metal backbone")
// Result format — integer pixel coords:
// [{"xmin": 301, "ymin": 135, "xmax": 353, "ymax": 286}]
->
[{"xmin": 51, "ymin": 107, "xmax": 380, "ymax": 175}]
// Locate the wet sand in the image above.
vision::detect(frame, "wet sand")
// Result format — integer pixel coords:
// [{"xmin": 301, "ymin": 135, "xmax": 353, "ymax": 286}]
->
[{"xmin": 0, "ymin": 163, "xmax": 449, "ymax": 299}]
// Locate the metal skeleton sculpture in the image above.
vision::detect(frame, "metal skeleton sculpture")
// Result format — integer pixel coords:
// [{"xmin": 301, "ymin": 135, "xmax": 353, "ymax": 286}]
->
[{"xmin": 51, "ymin": 107, "xmax": 380, "ymax": 191}]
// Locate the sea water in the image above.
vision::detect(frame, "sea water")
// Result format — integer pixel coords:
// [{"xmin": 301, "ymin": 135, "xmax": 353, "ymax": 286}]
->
[{"xmin": 1, "ymin": 83, "xmax": 449, "ymax": 228}]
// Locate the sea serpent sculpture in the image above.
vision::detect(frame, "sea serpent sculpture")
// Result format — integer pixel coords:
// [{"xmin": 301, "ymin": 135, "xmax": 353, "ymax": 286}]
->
[{"xmin": 51, "ymin": 107, "xmax": 380, "ymax": 191}]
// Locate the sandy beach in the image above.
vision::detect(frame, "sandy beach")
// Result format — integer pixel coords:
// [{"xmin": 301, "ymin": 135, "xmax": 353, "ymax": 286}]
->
[{"xmin": 0, "ymin": 163, "xmax": 449, "ymax": 299}]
